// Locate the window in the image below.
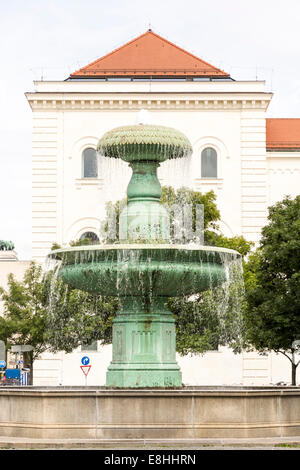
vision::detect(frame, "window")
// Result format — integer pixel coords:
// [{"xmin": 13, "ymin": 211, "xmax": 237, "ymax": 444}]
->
[
  {"xmin": 80, "ymin": 232, "xmax": 99, "ymax": 244},
  {"xmin": 201, "ymin": 147, "xmax": 217, "ymax": 178},
  {"xmin": 82, "ymin": 148, "xmax": 98, "ymax": 178}
]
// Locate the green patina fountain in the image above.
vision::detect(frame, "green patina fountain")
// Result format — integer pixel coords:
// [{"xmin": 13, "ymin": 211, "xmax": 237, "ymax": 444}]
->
[{"xmin": 49, "ymin": 124, "xmax": 240, "ymax": 388}]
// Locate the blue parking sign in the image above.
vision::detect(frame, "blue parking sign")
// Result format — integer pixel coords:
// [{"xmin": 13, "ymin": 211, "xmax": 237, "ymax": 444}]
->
[{"xmin": 81, "ymin": 356, "xmax": 90, "ymax": 366}]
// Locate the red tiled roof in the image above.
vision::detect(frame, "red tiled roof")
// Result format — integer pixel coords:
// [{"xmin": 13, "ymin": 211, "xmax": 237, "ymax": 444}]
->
[
  {"xmin": 266, "ymin": 119, "xmax": 300, "ymax": 150},
  {"xmin": 70, "ymin": 30, "xmax": 230, "ymax": 78}
]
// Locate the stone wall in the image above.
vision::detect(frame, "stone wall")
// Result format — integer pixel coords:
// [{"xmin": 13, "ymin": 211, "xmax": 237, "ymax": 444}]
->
[{"xmin": 0, "ymin": 387, "xmax": 299, "ymax": 439}]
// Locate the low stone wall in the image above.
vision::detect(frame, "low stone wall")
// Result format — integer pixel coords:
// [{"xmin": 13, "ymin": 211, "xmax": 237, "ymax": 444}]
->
[{"xmin": 0, "ymin": 387, "xmax": 299, "ymax": 439}]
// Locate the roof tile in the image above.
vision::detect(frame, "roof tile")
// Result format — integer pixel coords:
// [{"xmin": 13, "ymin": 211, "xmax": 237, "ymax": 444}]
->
[
  {"xmin": 70, "ymin": 30, "xmax": 229, "ymax": 78},
  {"xmin": 266, "ymin": 118, "xmax": 300, "ymax": 149}
]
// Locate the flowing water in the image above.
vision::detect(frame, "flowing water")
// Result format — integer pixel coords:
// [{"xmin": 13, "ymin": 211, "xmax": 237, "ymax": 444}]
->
[{"xmin": 44, "ymin": 137, "xmax": 245, "ymax": 356}]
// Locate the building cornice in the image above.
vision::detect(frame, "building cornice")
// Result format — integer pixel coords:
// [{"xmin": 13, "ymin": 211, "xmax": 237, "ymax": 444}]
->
[
  {"xmin": 26, "ymin": 91, "xmax": 272, "ymax": 111},
  {"xmin": 266, "ymin": 150, "xmax": 300, "ymax": 157}
]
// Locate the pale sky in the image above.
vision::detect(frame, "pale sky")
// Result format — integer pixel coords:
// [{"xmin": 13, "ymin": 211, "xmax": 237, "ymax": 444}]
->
[{"xmin": 1, "ymin": 0, "xmax": 300, "ymax": 259}]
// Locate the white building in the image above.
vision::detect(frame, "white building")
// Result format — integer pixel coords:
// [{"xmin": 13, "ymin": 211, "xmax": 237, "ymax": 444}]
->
[{"xmin": 6, "ymin": 30, "xmax": 300, "ymax": 385}]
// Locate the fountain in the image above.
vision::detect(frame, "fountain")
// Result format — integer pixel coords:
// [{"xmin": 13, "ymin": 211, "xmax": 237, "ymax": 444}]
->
[
  {"xmin": 49, "ymin": 124, "xmax": 240, "ymax": 388},
  {"xmin": 1, "ymin": 124, "xmax": 300, "ymax": 443}
]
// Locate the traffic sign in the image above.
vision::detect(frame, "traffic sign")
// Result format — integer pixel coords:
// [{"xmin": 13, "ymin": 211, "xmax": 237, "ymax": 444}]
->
[
  {"xmin": 0, "ymin": 360, "xmax": 6, "ymax": 369},
  {"xmin": 80, "ymin": 365, "xmax": 91, "ymax": 376},
  {"xmin": 81, "ymin": 356, "xmax": 90, "ymax": 366}
]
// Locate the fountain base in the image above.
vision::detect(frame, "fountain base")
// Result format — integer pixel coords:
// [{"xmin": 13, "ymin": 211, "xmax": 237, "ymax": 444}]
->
[
  {"xmin": 106, "ymin": 367, "xmax": 182, "ymax": 388},
  {"xmin": 106, "ymin": 297, "xmax": 182, "ymax": 388},
  {"xmin": 1, "ymin": 387, "xmax": 300, "ymax": 440}
]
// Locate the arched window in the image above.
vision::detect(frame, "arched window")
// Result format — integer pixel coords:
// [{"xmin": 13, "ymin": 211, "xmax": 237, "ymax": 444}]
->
[
  {"xmin": 201, "ymin": 147, "xmax": 217, "ymax": 178},
  {"xmin": 82, "ymin": 148, "xmax": 98, "ymax": 178},
  {"xmin": 80, "ymin": 232, "xmax": 99, "ymax": 244}
]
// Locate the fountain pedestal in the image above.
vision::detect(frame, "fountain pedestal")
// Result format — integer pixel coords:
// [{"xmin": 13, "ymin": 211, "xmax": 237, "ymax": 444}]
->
[{"xmin": 106, "ymin": 297, "xmax": 182, "ymax": 387}]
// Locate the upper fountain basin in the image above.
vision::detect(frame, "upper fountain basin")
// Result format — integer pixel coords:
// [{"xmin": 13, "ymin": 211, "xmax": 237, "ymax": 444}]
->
[
  {"xmin": 97, "ymin": 124, "xmax": 193, "ymax": 163},
  {"xmin": 48, "ymin": 244, "xmax": 240, "ymax": 297}
]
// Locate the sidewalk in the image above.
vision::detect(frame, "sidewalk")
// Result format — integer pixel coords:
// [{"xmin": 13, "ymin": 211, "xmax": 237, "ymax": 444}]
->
[{"xmin": 0, "ymin": 436, "xmax": 300, "ymax": 449}]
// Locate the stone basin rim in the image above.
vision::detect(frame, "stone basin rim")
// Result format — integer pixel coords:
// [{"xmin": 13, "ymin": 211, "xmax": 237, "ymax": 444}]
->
[{"xmin": 48, "ymin": 243, "xmax": 241, "ymax": 259}]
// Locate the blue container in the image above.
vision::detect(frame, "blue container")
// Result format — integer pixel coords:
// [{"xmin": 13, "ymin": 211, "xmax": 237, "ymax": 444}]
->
[
  {"xmin": 5, "ymin": 369, "xmax": 21, "ymax": 385},
  {"xmin": 5, "ymin": 369, "xmax": 21, "ymax": 380}
]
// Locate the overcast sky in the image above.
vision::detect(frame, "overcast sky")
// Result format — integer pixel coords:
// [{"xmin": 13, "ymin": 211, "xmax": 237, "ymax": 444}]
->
[{"xmin": 1, "ymin": 0, "xmax": 300, "ymax": 260}]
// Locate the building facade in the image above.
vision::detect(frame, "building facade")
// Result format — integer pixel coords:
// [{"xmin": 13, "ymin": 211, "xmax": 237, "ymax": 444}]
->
[{"xmin": 22, "ymin": 30, "xmax": 300, "ymax": 385}]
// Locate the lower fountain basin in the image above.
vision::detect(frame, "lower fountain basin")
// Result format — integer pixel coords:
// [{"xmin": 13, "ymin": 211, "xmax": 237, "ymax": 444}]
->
[
  {"xmin": 49, "ymin": 244, "xmax": 240, "ymax": 297},
  {"xmin": 0, "ymin": 386, "xmax": 299, "ymax": 441}
]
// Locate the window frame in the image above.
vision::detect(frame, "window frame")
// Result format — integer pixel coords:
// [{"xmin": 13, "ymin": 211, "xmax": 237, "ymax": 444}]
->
[
  {"xmin": 201, "ymin": 146, "xmax": 218, "ymax": 179},
  {"xmin": 79, "ymin": 231, "xmax": 100, "ymax": 244},
  {"xmin": 82, "ymin": 147, "xmax": 98, "ymax": 179}
]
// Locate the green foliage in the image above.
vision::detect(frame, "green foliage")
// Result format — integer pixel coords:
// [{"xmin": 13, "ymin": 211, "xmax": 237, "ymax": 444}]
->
[
  {"xmin": 0, "ymin": 262, "xmax": 48, "ymax": 360},
  {"xmin": 161, "ymin": 186, "xmax": 220, "ymax": 233},
  {"xmin": 101, "ymin": 199, "xmax": 126, "ymax": 243},
  {"xmin": 44, "ymin": 269, "xmax": 117, "ymax": 353},
  {"xmin": 102, "ymin": 186, "xmax": 252, "ymax": 256},
  {"xmin": 0, "ymin": 261, "xmax": 118, "ymax": 357},
  {"xmin": 51, "ymin": 237, "xmax": 96, "ymax": 251},
  {"xmin": 206, "ymin": 232, "xmax": 253, "ymax": 257},
  {"xmin": 101, "ymin": 186, "xmax": 251, "ymax": 356},
  {"xmin": 243, "ymin": 196, "xmax": 300, "ymax": 383},
  {"xmin": 243, "ymin": 250, "xmax": 261, "ymax": 293},
  {"xmin": 50, "ymin": 242, "xmax": 61, "ymax": 251},
  {"xmin": 160, "ymin": 186, "xmax": 250, "ymax": 356},
  {"xmin": 169, "ymin": 259, "xmax": 246, "ymax": 356},
  {"xmin": 70, "ymin": 238, "xmax": 95, "ymax": 247},
  {"xmin": 0, "ymin": 240, "xmax": 15, "ymax": 251}
]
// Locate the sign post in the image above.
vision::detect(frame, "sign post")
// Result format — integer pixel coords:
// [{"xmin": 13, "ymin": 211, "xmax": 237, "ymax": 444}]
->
[
  {"xmin": 0, "ymin": 341, "xmax": 5, "ymax": 363},
  {"xmin": 80, "ymin": 356, "xmax": 91, "ymax": 386}
]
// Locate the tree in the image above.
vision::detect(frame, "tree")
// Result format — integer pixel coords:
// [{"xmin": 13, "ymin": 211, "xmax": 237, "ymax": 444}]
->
[
  {"xmin": 102, "ymin": 186, "xmax": 251, "ymax": 355},
  {"xmin": 168, "ymin": 267, "xmax": 246, "ymax": 356},
  {"xmin": 244, "ymin": 196, "xmax": 300, "ymax": 385},
  {"xmin": 0, "ymin": 260, "xmax": 118, "ymax": 383},
  {"xmin": 46, "ymin": 239, "xmax": 118, "ymax": 351},
  {"xmin": 0, "ymin": 262, "xmax": 48, "ymax": 383},
  {"xmin": 161, "ymin": 186, "xmax": 221, "ymax": 239},
  {"xmin": 162, "ymin": 187, "xmax": 251, "ymax": 355},
  {"xmin": 43, "ymin": 268, "xmax": 117, "ymax": 352},
  {"xmin": 167, "ymin": 235, "xmax": 248, "ymax": 356},
  {"xmin": 102, "ymin": 185, "xmax": 253, "ymax": 252}
]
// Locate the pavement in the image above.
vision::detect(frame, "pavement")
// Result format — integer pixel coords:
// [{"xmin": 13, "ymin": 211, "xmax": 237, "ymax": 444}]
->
[{"xmin": 0, "ymin": 436, "xmax": 300, "ymax": 450}]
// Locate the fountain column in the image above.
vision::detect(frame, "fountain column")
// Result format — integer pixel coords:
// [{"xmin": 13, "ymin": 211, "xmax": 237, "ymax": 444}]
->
[
  {"xmin": 106, "ymin": 154, "xmax": 182, "ymax": 387},
  {"xmin": 106, "ymin": 296, "xmax": 181, "ymax": 387}
]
